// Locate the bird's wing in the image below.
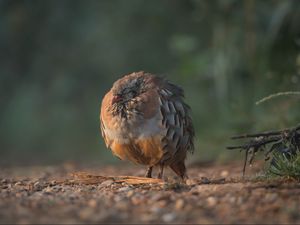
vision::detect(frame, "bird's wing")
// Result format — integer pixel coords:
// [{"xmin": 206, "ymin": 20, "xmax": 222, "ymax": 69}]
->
[{"xmin": 158, "ymin": 80, "xmax": 195, "ymax": 163}]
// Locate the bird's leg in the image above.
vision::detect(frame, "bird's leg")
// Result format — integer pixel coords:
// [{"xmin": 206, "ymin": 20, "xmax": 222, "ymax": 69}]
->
[
  {"xmin": 157, "ymin": 163, "xmax": 164, "ymax": 179},
  {"xmin": 145, "ymin": 166, "xmax": 153, "ymax": 178}
]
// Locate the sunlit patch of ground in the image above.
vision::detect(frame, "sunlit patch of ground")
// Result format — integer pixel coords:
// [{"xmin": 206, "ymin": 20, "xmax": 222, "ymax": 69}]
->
[{"xmin": 0, "ymin": 162, "xmax": 299, "ymax": 224}]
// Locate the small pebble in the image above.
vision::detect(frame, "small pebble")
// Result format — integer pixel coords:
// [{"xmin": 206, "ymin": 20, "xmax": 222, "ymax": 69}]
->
[
  {"xmin": 157, "ymin": 200, "xmax": 168, "ymax": 207},
  {"xmin": 200, "ymin": 177, "xmax": 210, "ymax": 184},
  {"xmin": 150, "ymin": 206, "xmax": 162, "ymax": 214},
  {"xmin": 186, "ymin": 179, "xmax": 198, "ymax": 185},
  {"xmin": 207, "ymin": 196, "xmax": 217, "ymax": 207},
  {"xmin": 220, "ymin": 170, "xmax": 229, "ymax": 177},
  {"xmin": 237, "ymin": 196, "xmax": 244, "ymax": 205},
  {"xmin": 228, "ymin": 196, "xmax": 236, "ymax": 204},
  {"xmin": 175, "ymin": 199, "xmax": 185, "ymax": 210},
  {"xmin": 99, "ymin": 180, "xmax": 114, "ymax": 188},
  {"xmin": 127, "ymin": 190, "xmax": 134, "ymax": 197},
  {"xmin": 79, "ymin": 208, "xmax": 94, "ymax": 220},
  {"xmin": 43, "ymin": 187, "xmax": 53, "ymax": 194},
  {"xmin": 15, "ymin": 181, "xmax": 23, "ymax": 186},
  {"xmin": 33, "ymin": 181, "xmax": 40, "ymax": 187},
  {"xmin": 88, "ymin": 199, "xmax": 97, "ymax": 208},
  {"xmin": 1, "ymin": 179, "xmax": 8, "ymax": 184},
  {"xmin": 50, "ymin": 180, "xmax": 57, "ymax": 186},
  {"xmin": 118, "ymin": 186, "xmax": 132, "ymax": 192},
  {"xmin": 131, "ymin": 195, "xmax": 144, "ymax": 205},
  {"xmin": 162, "ymin": 213, "xmax": 176, "ymax": 222}
]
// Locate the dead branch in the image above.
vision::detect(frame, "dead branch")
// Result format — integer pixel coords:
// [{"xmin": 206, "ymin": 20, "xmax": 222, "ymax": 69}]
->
[{"xmin": 227, "ymin": 123, "xmax": 300, "ymax": 176}]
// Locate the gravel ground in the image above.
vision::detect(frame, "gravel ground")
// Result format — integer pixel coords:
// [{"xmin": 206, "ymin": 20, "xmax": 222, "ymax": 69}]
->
[{"xmin": 0, "ymin": 162, "xmax": 300, "ymax": 224}]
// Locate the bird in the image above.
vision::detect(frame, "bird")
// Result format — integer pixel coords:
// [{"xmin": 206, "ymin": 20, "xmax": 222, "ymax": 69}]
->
[{"xmin": 100, "ymin": 71, "xmax": 195, "ymax": 180}]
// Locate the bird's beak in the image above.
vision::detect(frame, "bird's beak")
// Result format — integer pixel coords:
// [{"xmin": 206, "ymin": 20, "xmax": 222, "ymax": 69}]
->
[{"xmin": 112, "ymin": 95, "xmax": 122, "ymax": 104}]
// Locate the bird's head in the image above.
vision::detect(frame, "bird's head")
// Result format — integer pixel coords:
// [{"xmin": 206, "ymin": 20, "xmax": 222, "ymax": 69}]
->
[{"xmin": 111, "ymin": 74, "xmax": 144, "ymax": 106}]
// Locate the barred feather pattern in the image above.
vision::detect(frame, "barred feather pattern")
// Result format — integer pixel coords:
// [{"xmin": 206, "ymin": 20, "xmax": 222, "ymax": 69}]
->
[{"xmin": 158, "ymin": 81, "xmax": 195, "ymax": 164}]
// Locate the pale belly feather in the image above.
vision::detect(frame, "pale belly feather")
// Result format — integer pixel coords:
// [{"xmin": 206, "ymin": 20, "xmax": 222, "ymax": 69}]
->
[{"xmin": 103, "ymin": 112, "xmax": 166, "ymax": 165}]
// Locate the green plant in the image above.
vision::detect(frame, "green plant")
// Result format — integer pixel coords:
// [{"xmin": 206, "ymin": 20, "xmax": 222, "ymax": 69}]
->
[{"xmin": 267, "ymin": 151, "xmax": 300, "ymax": 179}]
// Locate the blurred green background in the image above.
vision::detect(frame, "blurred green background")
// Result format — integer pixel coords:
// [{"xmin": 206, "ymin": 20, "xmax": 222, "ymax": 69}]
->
[{"xmin": 0, "ymin": 0, "xmax": 300, "ymax": 166}]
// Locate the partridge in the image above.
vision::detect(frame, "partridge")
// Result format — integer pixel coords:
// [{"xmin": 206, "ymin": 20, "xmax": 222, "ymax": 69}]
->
[{"xmin": 100, "ymin": 71, "xmax": 195, "ymax": 179}]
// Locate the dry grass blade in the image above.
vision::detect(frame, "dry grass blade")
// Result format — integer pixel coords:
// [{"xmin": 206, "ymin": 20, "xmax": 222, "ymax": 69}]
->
[
  {"xmin": 115, "ymin": 176, "xmax": 164, "ymax": 184},
  {"xmin": 70, "ymin": 172, "xmax": 112, "ymax": 184},
  {"xmin": 255, "ymin": 91, "xmax": 300, "ymax": 105},
  {"xmin": 69, "ymin": 172, "xmax": 164, "ymax": 185}
]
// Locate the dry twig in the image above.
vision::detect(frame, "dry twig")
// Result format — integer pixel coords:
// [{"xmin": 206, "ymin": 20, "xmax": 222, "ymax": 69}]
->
[{"xmin": 227, "ymin": 124, "xmax": 300, "ymax": 176}]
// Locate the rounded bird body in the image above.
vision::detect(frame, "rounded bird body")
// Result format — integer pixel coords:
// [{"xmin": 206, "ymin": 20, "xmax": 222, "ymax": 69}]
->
[{"xmin": 100, "ymin": 71, "xmax": 194, "ymax": 179}]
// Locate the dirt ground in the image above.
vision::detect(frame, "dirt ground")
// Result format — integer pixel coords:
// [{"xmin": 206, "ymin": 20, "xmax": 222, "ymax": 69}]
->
[{"xmin": 0, "ymin": 161, "xmax": 300, "ymax": 224}]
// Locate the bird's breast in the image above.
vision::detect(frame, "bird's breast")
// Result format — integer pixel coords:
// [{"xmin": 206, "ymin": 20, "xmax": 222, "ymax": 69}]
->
[
  {"xmin": 101, "ymin": 109, "xmax": 166, "ymax": 165},
  {"xmin": 100, "ymin": 87, "xmax": 170, "ymax": 165},
  {"xmin": 110, "ymin": 135, "xmax": 164, "ymax": 165},
  {"xmin": 103, "ymin": 110, "xmax": 165, "ymax": 144}
]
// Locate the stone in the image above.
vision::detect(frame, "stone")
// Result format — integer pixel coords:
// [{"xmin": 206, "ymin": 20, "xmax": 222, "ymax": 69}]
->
[
  {"xmin": 207, "ymin": 196, "xmax": 217, "ymax": 207},
  {"xmin": 162, "ymin": 213, "xmax": 176, "ymax": 222}
]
